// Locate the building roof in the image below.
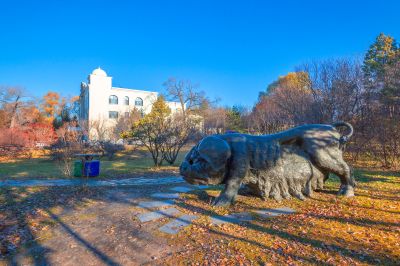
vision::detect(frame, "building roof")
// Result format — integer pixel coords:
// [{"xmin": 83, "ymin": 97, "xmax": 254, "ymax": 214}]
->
[
  {"xmin": 111, "ymin": 87, "xmax": 158, "ymax": 94},
  {"xmin": 91, "ymin": 67, "xmax": 107, "ymax": 77}
]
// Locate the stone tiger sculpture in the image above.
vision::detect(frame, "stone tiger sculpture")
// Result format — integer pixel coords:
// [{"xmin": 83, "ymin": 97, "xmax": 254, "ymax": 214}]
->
[{"xmin": 180, "ymin": 122, "xmax": 355, "ymax": 206}]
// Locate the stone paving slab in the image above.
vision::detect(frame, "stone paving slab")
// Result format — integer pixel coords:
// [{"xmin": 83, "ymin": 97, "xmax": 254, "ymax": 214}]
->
[
  {"xmin": 137, "ymin": 200, "xmax": 175, "ymax": 209},
  {"xmin": 137, "ymin": 207, "xmax": 182, "ymax": 222},
  {"xmin": 159, "ymin": 214, "xmax": 198, "ymax": 234},
  {"xmin": 151, "ymin": 193, "xmax": 180, "ymax": 199},
  {"xmin": 169, "ymin": 184, "xmax": 211, "ymax": 193},
  {"xmin": 194, "ymin": 185, "xmax": 209, "ymax": 189},
  {"xmin": 0, "ymin": 176, "xmax": 215, "ymax": 189},
  {"xmin": 0, "ymin": 176, "xmax": 184, "ymax": 187},
  {"xmin": 253, "ymin": 207, "xmax": 296, "ymax": 218},
  {"xmin": 210, "ymin": 212, "xmax": 254, "ymax": 225},
  {"xmin": 170, "ymin": 186, "xmax": 194, "ymax": 193}
]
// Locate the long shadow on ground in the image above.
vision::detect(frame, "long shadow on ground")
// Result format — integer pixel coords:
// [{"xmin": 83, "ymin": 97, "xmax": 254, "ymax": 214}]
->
[{"xmin": 1, "ymin": 174, "xmax": 399, "ymax": 265}]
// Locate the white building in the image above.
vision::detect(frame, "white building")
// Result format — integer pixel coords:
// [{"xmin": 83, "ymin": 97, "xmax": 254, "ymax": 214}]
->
[{"xmin": 79, "ymin": 67, "xmax": 181, "ymax": 140}]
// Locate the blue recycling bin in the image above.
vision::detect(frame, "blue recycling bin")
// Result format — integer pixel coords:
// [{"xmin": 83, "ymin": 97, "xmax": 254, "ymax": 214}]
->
[{"xmin": 84, "ymin": 160, "xmax": 100, "ymax": 177}]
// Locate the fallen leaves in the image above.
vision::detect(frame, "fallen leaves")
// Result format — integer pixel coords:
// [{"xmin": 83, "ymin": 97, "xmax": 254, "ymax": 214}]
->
[
  {"xmin": 0, "ymin": 186, "xmax": 104, "ymax": 259},
  {"xmin": 1, "ymin": 169, "xmax": 399, "ymax": 264},
  {"xmin": 164, "ymin": 169, "xmax": 400, "ymax": 265}
]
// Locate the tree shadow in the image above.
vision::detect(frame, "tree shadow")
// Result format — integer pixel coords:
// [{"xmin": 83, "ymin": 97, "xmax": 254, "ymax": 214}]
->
[
  {"xmin": 168, "ymin": 197, "xmax": 397, "ymax": 265},
  {"xmin": 206, "ymin": 189, "xmax": 400, "ymax": 231},
  {"xmin": 312, "ymin": 197, "xmax": 400, "ymax": 215},
  {"xmin": 124, "ymin": 195, "xmax": 329, "ymax": 265},
  {"xmin": 347, "ymin": 191, "xmax": 400, "ymax": 202},
  {"xmin": 0, "ymin": 186, "xmax": 122, "ymax": 265},
  {"xmin": 1, "ymin": 187, "xmax": 51, "ymax": 265},
  {"xmin": 1, "ymin": 180, "xmax": 398, "ymax": 265},
  {"xmin": 45, "ymin": 210, "xmax": 120, "ymax": 266},
  {"xmin": 354, "ymin": 169, "xmax": 400, "ymax": 184},
  {"xmin": 305, "ymin": 212, "xmax": 399, "ymax": 230}
]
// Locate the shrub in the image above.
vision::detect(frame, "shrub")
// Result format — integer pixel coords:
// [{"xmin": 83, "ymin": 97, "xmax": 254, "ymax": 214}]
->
[
  {"xmin": 99, "ymin": 141, "xmax": 124, "ymax": 160},
  {"xmin": 50, "ymin": 123, "xmax": 85, "ymax": 176}
]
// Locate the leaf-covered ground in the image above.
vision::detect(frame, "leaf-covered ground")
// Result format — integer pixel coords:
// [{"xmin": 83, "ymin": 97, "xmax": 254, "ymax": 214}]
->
[
  {"xmin": 0, "ymin": 186, "xmax": 105, "ymax": 262},
  {"xmin": 164, "ymin": 170, "xmax": 400, "ymax": 265},
  {"xmin": 0, "ymin": 169, "xmax": 399, "ymax": 265}
]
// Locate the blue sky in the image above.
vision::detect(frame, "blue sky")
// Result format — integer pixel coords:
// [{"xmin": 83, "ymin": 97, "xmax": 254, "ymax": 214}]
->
[{"xmin": 0, "ymin": 0, "xmax": 399, "ymax": 107}]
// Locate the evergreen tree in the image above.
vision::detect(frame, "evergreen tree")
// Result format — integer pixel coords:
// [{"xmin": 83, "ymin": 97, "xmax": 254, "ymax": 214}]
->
[
  {"xmin": 146, "ymin": 95, "xmax": 171, "ymax": 123},
  {"xmin": 226, "ymin": 106, "xmax": 244, "ymax": 132},
  {"xmin": 363, "ymin": 33, "xmax": 398, "ymax": 81},
  {"xmin": 382, "ymin": 52, "xmax": 400, "ymax": 105}
]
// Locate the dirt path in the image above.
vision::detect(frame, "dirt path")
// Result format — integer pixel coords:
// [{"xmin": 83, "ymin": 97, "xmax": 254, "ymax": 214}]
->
[{"xmin": 7, "ymin": 185, "xmax": 186, "ymax": 266}]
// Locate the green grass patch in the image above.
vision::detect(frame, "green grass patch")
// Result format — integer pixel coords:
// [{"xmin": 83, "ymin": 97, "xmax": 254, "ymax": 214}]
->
[{"xmin": 0, "ymin": 149, "xmax": 188, "ymax": 180}]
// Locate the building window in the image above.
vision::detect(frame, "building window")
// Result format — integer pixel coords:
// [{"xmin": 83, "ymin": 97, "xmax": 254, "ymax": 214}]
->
[
  {"xmin": 124, "ymin": 96, "xmax": 129, "ymax": 105},
  {"xmin": 109, "ymin": 95, "xmax": 118, "ymax": 105},
  {"xmin": 109, "ymin": 111, "xmax": 118, "ymax": 119},
  {"xmin": 124, "ymin": 112, "xmax": 130, "ymax": 118},
  {"xmin": 135, "ymin": 97, "xmax": 143, "ymax": 106}
]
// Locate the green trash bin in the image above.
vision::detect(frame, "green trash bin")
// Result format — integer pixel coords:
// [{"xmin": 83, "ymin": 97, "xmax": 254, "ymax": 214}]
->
[{"xmin": 73, "ymin": 160, "xmax": 83, "ymax": 177}]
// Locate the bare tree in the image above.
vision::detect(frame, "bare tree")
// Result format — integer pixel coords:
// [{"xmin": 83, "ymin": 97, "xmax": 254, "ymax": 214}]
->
[
  {"xmin": 297, "ymin": 58, "xmax": 364, "ymax": 123},
  {"xmin": 161, "ymin": 113, "xmax": 201, "ymax": 164},
  {"xmin": 202, "ymin": 107, "xmax": 227, "ymax": 134},
  {"xmin": 270, "ymin": 84, "xmax": 317, "ymax": 125},
  {"xmin": 249, "ymin": 96, "xmax": 288, "ymax": 134},
  {"xmin": 88, "ymin": 118, "xmax": 112, "ymax": 141},
  {"xmin": 250, "ymin": 59, "xmax": 364, "ymax": 131},
  {"xmin": 50, "ymin": 122, "xmax": 85, "ymax": 176},
  {"xmin": 0, "ymin": 87, "xmax": 29, "ymax": 128},
  {"xmin": 113, "ymin": 108, "xmax": 142, "ymax": 140},
  {"xmin": 249, "ymin": 55, "xmax": 399, "ymax": 169},
  {"xmin": 163, "ymin": 78, "xmax": 207, "ymax": 119}
]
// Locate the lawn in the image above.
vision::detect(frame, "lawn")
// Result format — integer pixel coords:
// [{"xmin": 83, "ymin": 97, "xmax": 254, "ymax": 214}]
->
[{"xmin": 0, "ymin": 148, "xmax": 188, "ymax": 180}]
